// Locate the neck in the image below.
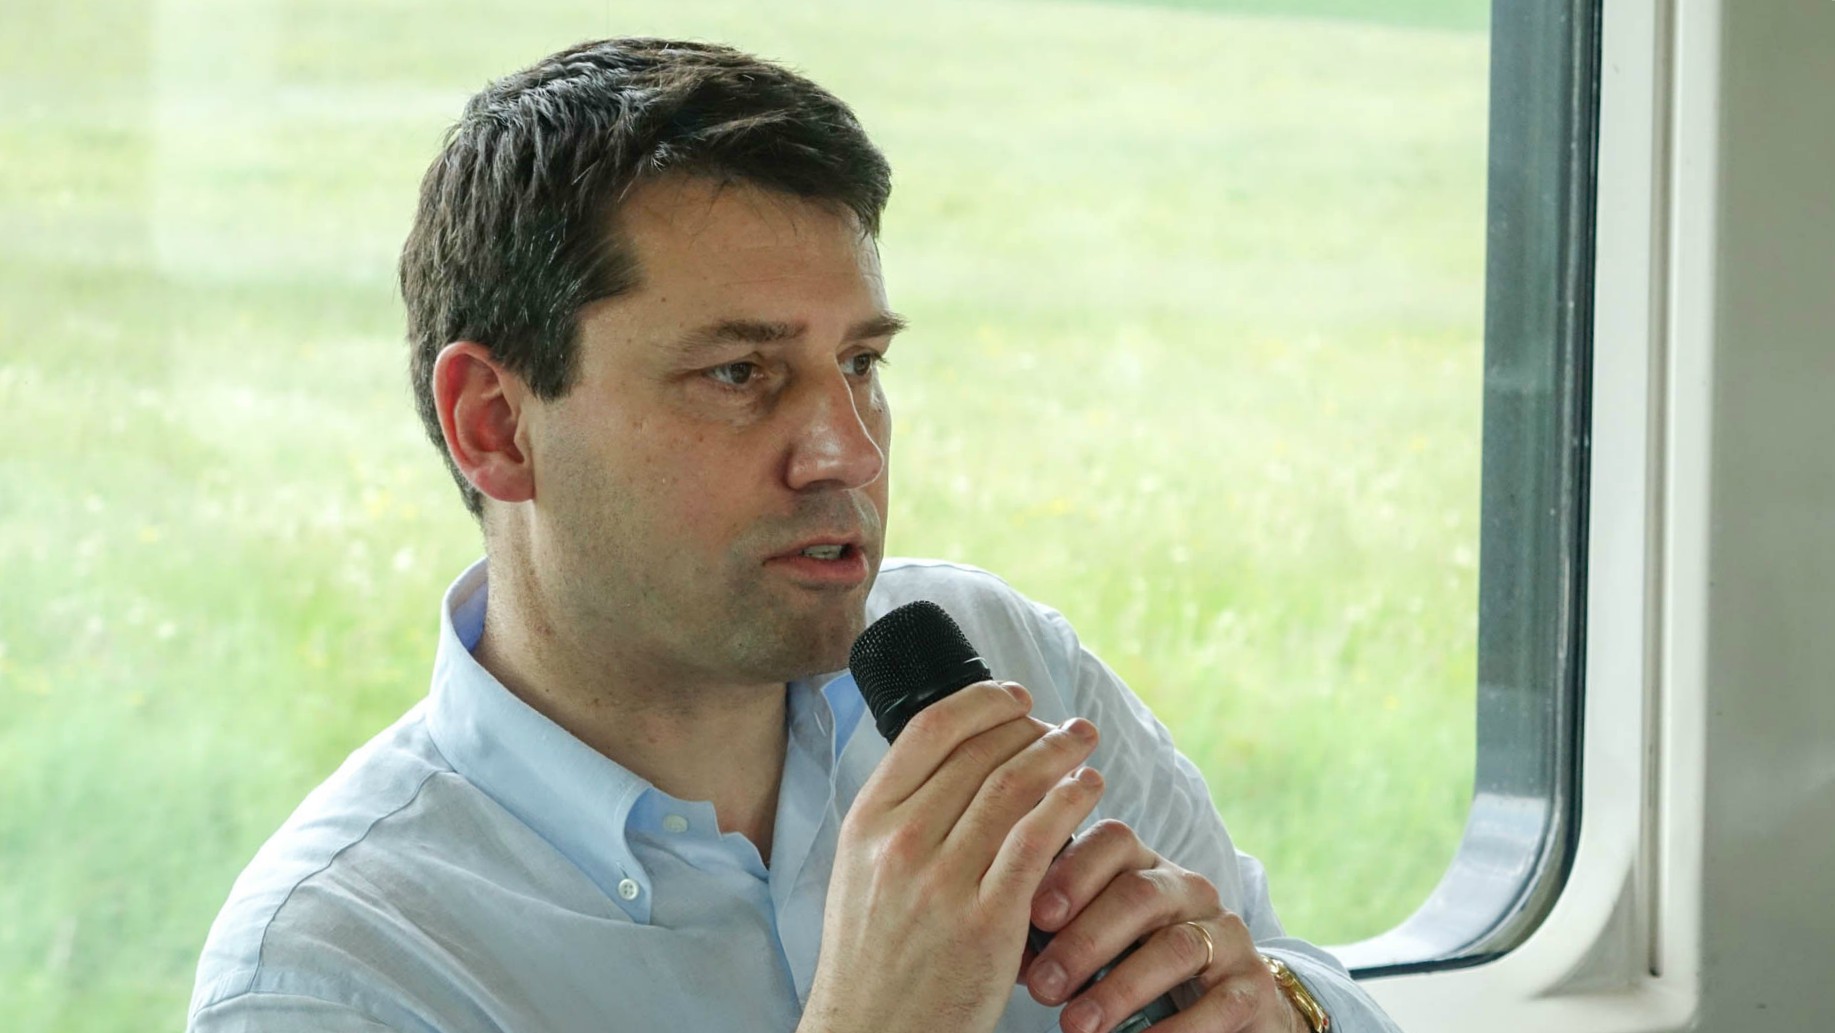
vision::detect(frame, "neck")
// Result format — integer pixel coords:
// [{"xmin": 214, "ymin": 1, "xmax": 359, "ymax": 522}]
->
[{"xmin": 471, "ymin": 561, "xmax": 789, "ymax": 864}]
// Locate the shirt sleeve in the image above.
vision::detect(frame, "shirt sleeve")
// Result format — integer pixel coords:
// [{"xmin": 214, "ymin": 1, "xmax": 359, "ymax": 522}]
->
[
  {"xmin": 1037, "ymin": 605, "xmax": 1404, "ymax": 1033},
  {"xmin": 190, "ymin": 992, "xmax": 403, "ymax": 1033}
]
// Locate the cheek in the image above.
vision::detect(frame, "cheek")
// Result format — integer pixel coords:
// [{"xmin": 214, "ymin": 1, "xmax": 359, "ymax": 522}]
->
[
  {"xmin": 639, "ymin": 428, "xmax": 762, "ymax": 535},
  {"xmin": 866, "ymin": 383, "xmax": 892, "ymax": 450},
  {"xmin": 563, "ymin": 417, "xmax": 708, "ymax": 529},
  {"xmin": 865, "ymin": 386, "xmax": 893, "ymax": 508}
]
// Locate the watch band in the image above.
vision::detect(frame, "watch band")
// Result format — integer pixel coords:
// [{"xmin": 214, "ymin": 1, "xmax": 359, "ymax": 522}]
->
[{"xmin": 1261, "ymin": 955, "xmax": 1331, "ymax": 1032}]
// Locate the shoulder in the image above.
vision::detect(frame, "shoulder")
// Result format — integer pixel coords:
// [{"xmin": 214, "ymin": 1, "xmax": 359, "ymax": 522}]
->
[
  {"xmin": 189, "ymin": 707, "xmax": 484, "ymax": 1024},
  {"xmin": 870, "ymin": 558, "xmax": 1070, "ymax": 637}
]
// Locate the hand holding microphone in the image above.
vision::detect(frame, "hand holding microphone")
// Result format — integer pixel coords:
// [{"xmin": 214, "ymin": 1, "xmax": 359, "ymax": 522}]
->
[
  {"xmin": 840, "ymin": 601, "xmax": 1180, "ymax": 1033},
  {"xmin": 802, "ymin": 601, "xmax": 1314, "ymax": 1033},
  {"xmin": 797, "ymin": 602, "xmax": 1104, "ymax": 1033}
]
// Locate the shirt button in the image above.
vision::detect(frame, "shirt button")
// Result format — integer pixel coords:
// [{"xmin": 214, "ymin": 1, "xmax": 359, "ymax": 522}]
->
[
  {"xmin": 617, "ymin": 879, "xmax": 640, "ymax": 901},
  {"xmin": 662, "ymin": 814, "xmax": 689, "ymax": 834}
]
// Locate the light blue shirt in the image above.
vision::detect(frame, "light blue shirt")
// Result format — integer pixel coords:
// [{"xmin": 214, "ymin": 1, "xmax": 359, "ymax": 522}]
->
[{"xmin": 189, "ymin": 557, "xmax": 1399, "ymax": 1032}]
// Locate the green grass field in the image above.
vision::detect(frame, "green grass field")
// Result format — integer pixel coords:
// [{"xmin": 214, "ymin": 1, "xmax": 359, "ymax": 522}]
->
[{"xmin": 1, "ymin": 0, "xmax": 1487, "ymax": 1027}]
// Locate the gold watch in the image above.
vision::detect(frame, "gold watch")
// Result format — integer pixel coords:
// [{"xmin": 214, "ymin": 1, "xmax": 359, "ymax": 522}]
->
[{"xmin": 1262, "ymin": 955, "xmax": 1330, "ymax": 1032}]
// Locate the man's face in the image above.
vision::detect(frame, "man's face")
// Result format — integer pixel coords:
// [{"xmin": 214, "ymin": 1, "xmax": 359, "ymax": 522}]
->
[{"xmin": 523, "ymin": 175, "xmax": 896, "ymax": 689}]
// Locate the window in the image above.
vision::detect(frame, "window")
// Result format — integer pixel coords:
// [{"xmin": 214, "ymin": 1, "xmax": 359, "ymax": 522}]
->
[
  {"xmin": 1, "ymin": 0, "xmax": 1594, "ymax": 1024},
  {"xmin": 875, "ymin": 2, "xmax": 1498, "ymax": 948},
  {"xmin": 1337, "ymin": 0, "xmax": 1599, "ymax": 972}
]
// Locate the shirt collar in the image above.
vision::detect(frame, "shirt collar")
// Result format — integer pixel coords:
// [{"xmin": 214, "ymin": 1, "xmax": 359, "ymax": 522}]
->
[
  {"xmin": 422, "ymin": 557, "xmax": 869, "ymax": 921},
  {"xmin": 425, "ymin": 557, "xmax": 655, "ymax": 920}
]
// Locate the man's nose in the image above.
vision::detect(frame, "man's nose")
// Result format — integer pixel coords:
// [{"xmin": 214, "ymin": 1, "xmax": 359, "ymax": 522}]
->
[{"xmin": 784, "ymin": 371, "xmax": 886, "ymax": 492}]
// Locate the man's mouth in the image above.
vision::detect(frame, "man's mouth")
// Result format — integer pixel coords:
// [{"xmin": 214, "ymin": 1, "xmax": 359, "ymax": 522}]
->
[{"xmin": 767, "ymin": 538, "xmax": 872, "ymax": 586}]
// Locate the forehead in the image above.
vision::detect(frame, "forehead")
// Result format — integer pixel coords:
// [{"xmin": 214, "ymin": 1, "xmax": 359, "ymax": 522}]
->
[
  {"xmin": 570, "ymin": 176, "xmax": 892, "ymax": 378},
  {"xmin": 613, "ymin": 175, "xmax": 885, "ymax": 301}
]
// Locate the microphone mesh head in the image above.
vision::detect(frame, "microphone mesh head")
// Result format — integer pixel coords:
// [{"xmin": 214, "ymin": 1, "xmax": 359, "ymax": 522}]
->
[{"xmin": 849, "ymin": 600, "xmax": 992, "ymax": 742}]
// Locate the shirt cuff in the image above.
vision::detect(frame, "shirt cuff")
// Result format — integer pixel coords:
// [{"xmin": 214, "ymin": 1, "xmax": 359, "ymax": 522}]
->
[{"xmin": 1259, "ymin": 940, "xmax": 1404, "ymax": 1033}]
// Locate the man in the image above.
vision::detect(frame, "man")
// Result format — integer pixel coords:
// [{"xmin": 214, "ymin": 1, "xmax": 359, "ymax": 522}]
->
[{"xmin": 190, "ymin": 38, "xmax": 1400, "ymax": 1033}]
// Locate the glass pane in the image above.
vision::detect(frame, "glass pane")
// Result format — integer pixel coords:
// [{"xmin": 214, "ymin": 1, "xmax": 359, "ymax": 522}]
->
[
  {"xmin": 1, "ymin": 0, "xmax": 1488, "ymax": 1024},
  {"xmin": 877, "ymin": 2, "xmax": 1491, "ymax": 947}
]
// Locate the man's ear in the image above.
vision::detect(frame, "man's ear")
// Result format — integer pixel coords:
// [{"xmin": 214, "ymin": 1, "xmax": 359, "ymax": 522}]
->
[{"xmin": 432, "ymin": 341, "xmax": 536, "ymax": 505}]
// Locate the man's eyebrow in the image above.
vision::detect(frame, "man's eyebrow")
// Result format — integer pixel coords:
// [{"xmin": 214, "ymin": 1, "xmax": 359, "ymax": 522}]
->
[
  {"xmin": 847, "ymin": 312, "xmax": 910, "ymax": 342},
  {"xmin": 671, "ymin": 313, "xmax": 909, "ymax": 355}
]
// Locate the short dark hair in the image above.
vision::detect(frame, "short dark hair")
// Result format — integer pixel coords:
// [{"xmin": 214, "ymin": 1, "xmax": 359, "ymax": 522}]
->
[{"xmin": 399, "ymin": 38, "xmax": 893, "ymax": 520}]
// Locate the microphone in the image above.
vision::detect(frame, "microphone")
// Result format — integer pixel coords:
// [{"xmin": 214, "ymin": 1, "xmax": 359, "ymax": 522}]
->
[{"xmin": 848, "ymin": 601, "xmax": 1181, "ymax": 1032}]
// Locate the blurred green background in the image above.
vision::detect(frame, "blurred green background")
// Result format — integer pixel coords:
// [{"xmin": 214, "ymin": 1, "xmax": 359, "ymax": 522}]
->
[{"xmin": 0, "ymin": 0, "xmax": 1487, "ymax": 1027}]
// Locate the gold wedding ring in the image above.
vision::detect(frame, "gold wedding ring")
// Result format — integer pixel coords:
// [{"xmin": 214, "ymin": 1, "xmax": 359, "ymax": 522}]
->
[{"xmin": 1181, "ymin": 920, "xmax": 1215, "ymax": 971}]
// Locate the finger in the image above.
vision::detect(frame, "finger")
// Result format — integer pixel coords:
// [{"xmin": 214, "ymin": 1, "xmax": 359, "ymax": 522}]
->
[
  {"xmin": 942, "ymin": 717, "xmax": 1098, "ymax": 860},
  {"xmin": 1111, "ymin": 970, "xmax": 1274, "ymax": 1033},
  {"xmin": 895, "ymin": 714, "xmax": 1055, "ymax": 847},
  {"xmin": 1049, "ymin": 919, "xmax": 1244, "ymax": 1032},
  {"xmin": 1031, "ymin": 818, "xmax": 1159, "ymax": 932},
  {"xmin": 855, "ymin": 680, "xmax": 1032, "ymax": 807},
  {"xmin": 981, "ymin": 765, "xmax": 1104, "ymax": 907},
  {"xmin": 1030, "ymin": 864, "xmax": 1214, "ymax": 1002}
]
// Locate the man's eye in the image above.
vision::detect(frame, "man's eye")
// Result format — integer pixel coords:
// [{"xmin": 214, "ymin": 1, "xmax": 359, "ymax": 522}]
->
[
  {"xmin": 845, "ymin": 352, "xmax": 886, "ymax": 377},
  {"xmin": 707, "ymin": 362, "xmax": 761, "ymax": 388}
]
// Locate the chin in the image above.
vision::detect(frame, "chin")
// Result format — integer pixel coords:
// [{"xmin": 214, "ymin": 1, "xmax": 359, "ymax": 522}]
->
[
  {"xmin": 792, "ymin": 610, "xmax": 868, "ymax": 678},
  {"xmin": 724, "ymin": 600, "xmax": 867, "ymax": 684}
]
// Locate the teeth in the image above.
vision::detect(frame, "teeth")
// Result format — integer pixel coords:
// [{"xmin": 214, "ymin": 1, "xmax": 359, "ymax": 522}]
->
[{"xmin": 801, "ymin": 545, "xmax": 846, "ymax": 560}]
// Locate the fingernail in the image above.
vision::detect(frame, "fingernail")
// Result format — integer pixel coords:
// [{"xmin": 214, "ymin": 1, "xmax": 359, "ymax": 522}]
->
[
  {"xmin": 1035, "ymin": 889, "xmax": 1070, "ymax": 927},
  {"xmin": 1005, "ymin": 682, "xmax": 1031, "ymax": 707},
  {"xmin": 1032, "ymin": 958, "xmax": 1068, "ymax": 1001},
  {"xmin": 1062, "ymin": 717, "xmax": 1095, "ymax": 741},
  {"xmin": 1062, "ymin": 998, "xmax": 1102, "ymax": 1033}
]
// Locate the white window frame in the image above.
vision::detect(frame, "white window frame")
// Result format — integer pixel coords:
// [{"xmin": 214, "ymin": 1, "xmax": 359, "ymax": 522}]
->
[{"xmin": 1358, "ymin": 0, "xmax": 1715, "ymax": 1027}]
